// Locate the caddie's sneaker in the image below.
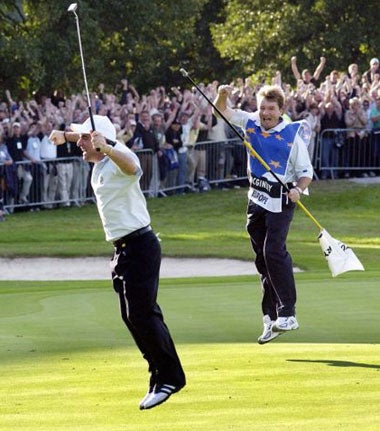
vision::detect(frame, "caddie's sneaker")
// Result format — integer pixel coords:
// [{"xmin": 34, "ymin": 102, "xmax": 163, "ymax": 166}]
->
[
  {"xmin": 272, "ymin": 316, "xmax": 299, "ymax": 332},
  {"xmin": 258, "ymin": 315, "xmax": 281, "ymax": 345},
  {"xmin": 141, "ymin": 383, "xmax": 183, "ymax": 410}
]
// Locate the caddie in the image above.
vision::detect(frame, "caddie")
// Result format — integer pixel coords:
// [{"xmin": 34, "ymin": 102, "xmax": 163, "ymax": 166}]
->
[{"xmin": 214, "ymin": 84, "xmax": 313, "ymax": 344}]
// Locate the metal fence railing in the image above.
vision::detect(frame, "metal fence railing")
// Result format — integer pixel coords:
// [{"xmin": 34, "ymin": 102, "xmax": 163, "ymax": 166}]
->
[
  {"xmin": 1, "ymin": 157, "xmax": 92, "ymax": 213},
  {"xmin": 314, "ymin": 128, "xmax": 380, "ymax": 179},
  {"xmin": 2, "ymin": 130, "xmax": 377, "ymax": 213},
  {"xmin": 155, "ymin": 138, "xmax": 248, "ymax": 196},
  {"xmin": 1, "ymin": 140, "xmax": 248, "ymax": 212}
]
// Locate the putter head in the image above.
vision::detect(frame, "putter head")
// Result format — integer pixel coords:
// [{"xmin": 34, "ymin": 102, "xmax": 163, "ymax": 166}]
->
[{"xmin": 67, "ymin": 3, "xmax": 78, "ymax": 13}]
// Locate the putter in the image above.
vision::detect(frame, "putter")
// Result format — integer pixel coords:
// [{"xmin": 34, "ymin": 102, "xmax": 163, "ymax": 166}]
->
[
  {"xmin": 68, "ymin": 2, "xmax": 106, "ymax": 151},
  {"xmin": 180, "ymin": 68, "xmax": 364, "ymax": 276}
]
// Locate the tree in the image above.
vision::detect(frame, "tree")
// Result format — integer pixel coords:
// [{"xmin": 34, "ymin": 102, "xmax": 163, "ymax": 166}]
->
[
  {"xmin": 0, "ymin": 0, "xmax": 219, "ymax": 99},
  {"xmin": 211, "ymin": 0, "xmax": 380, "ymax": 84},
  {"xmin": 174, "ymin": 0, "xmax": 239, "ymax": 89}
]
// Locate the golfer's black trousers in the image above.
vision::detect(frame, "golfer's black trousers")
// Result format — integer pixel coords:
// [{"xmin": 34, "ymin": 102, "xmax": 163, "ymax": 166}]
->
[
  {"xmin": 247, "ymin": 198, "xmax": 297, "ymax": 319},
  {"xmin": 111, "ymin": 230, "xmax": 185, "ymax": 388}
]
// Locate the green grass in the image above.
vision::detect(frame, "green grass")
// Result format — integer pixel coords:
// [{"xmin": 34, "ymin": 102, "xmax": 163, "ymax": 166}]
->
[
  {"xmin": 1, "ymin": 179, "xmax": 379, "ymax": 273},
  {"xmin": 1, "ymin": 275, "xmax": 380, "ymax": 430},
  {"xmin": 1, "ymin": 179, "xmax": 380, "ymax": 430}
]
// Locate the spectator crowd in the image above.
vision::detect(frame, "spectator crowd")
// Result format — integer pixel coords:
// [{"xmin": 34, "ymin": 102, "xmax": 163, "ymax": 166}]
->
[{"xmin": 1, "ymin": 56, "xmax": 380, "ymax": 221}]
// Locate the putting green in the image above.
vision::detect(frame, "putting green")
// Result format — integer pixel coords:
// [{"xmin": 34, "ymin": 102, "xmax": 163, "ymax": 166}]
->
[{"xmin": 1, "ymin": 275, "xmax": 379, "ymax": 430}]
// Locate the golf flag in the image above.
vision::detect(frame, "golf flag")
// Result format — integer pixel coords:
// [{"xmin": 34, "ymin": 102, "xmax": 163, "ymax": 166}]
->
[{"xmin": 318, "ymin": 229, "xmax": 364, "ymax": 277}]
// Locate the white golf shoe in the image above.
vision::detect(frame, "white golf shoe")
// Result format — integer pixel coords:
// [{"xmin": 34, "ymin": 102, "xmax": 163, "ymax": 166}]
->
[
  {"xmin": 258, "ymin": 315, "xmax": 281, "ymax": 344},
  {"xmin": 272, "ymin": 316, "xmax": 299, "ymax": 332},
  {"xmin": 140, "ymin": 383, "xmax": 183, "ymax": 410},
  {"xmin": 139, "ymin": 387, "xmax": 154, "ymax": 410}
]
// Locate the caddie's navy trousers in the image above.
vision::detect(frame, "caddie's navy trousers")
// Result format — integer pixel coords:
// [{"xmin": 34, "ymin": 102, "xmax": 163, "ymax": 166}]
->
[{"xmin": 247, "ymin": 198, "xmax": 297, "ymax": 318}]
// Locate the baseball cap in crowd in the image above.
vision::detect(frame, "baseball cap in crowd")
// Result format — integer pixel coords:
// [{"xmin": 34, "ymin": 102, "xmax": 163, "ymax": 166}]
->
[
  {"xmin": 70, "ymin": 115, "xmax": 116, "ymax": 141},
  {"xmin": 370, "ymin": 58, "xmax": 379, "ymax": 66},
  {"xmin": 13, "ymin": 122, "xmax": 21, "ymax": 128},
  {"xmin": 149, "ymin": 108, "xmax": 159, "ymax": 117}
]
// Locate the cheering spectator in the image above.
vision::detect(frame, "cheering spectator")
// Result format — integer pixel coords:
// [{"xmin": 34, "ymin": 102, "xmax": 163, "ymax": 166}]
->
[
  {"xmin": 304, "ymin": 103, "xmax": 321, "ymax": 165},
  {"xmin": 319, "ymin": 95, "xmax": 343, "ymax": 180},
  {"xmin": 6, "ymin": 122, "xmax": 32, "ymax": 205},
  {"xmin": 344, "ymin": 97, "xmax": 369, "ymax": 177},
  {"xmin": 40, "ymin": 120, "xmax": 58, "ymax": 208},
  {"xmin": 291, "ymin": 56, "xmax": 326, "ymax": 87},
  {"xmin": 164, "ymin": 119, "xmax": 181, "ymax": 191},
  {"xmin": 0, "ymin": 129, "xmax": 14, "ymax": 220},
  {"xmin": 56, "ymin": 126, "xmax": 75, "ymax": 207},
  {"xmin": 193, "ymin": 105, "xmax": 214, "ymax": 192},
  {"xmin": 369, "ymin": 91, "xmax": 380, "ymax": 171},
  {"xmin": 25, "ymin": 122, "xmax": 44, "ymax": 207},
  {"xmin": 129, "ymin": 110, "xmax": 160, "ymax": 192},
  {"xmin": 362, "ymin": 58, "xmax": 380, "ymax": 85}
]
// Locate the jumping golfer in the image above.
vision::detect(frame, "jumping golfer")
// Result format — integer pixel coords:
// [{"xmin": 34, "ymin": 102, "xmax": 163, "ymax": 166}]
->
[
  {"xmin": 214, "ymin": 85, "xmax": 313, "ymax": 344},
  {"xmin": 49, "ymin": 115, "xmax": 185, "ymax": 409}
]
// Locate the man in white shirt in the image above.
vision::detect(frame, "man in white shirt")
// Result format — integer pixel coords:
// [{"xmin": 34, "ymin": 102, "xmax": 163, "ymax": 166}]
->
[
  {"xmin": 40, "ymin": 121, "xmax": 58, "ymax": 208},
  {"xmin": 49, "ymin": 115, "xmax": 185, "ymax": 410},
  {"xmin": 214, "ymin": 85, "xmax": 313, "ymax": 344},
  {"xmin": 25, "ymin": 122, "xmax": 43, "ymax": 205}
]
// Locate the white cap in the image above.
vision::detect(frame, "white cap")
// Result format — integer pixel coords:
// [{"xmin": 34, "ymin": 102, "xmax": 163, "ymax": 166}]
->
[{"xmin": 70, "ymin": 115, "xmax": 116, "ymax": 141}]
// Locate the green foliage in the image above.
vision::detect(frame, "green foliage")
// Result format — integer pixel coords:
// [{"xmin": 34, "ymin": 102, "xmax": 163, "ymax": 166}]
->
[
  {"xmin": 211, "ymin": 0, "xmax": 380, "ymax": 83},
  {"xmin": 0, "ymin": 0, "xmax": 217, "ymax": 97},
  {"xmin": 2, "ymin": 0, "xmax": 380, "ymax": 98}
]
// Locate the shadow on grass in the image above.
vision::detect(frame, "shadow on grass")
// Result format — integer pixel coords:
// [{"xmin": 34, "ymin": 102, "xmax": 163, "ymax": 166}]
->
[{"xmin": 287, "ymin": 359, "xmax": 380, "ymax": 369}]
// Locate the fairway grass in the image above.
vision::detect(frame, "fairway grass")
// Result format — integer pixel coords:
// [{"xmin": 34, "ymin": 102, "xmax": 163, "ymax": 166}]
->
[
  {"xmin": 1, "ymin": 343, "xmax": 380, "ymax": 431},
  {"xmin": 1, "ymin": 274, "xmax": 379, "ymax": 430}
]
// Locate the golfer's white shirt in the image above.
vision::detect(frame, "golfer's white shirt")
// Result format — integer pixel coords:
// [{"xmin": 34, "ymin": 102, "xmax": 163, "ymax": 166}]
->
[{"xmin": 91, "ymin": 142, "xmax": 151, "ymax": 242}]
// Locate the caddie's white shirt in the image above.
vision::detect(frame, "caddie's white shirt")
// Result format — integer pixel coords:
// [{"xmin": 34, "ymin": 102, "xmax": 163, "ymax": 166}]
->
[
  {"xmin": 91, "ymin": 142, "xmax": 151, "ymax": 242},
  {"xmin": 231, "ymin": 110, "xmax": 313, "ymax": 183}
]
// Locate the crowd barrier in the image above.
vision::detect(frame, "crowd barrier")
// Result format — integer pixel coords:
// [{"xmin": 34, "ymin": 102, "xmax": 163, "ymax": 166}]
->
[
  {"xmin": 314, "ymin": 128, "xmax": 380, "ymax": 179},
  {"xmin": 1, "ymin": 156, "xmax": 91, "ymax": 213},
  {"xmin": 1, "ymin": 139, "xmax": 248, "ymax": 212},
  {"xmin": 2, "ymin": 130, "xmax": 378, "ymax": 213},
  {"xmin": 147, "ymin": 138, "xmax": 248, "ymax": 197}
]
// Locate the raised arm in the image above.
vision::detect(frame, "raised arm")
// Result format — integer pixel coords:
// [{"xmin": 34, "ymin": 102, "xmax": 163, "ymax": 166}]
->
[
  {"xmin": 213, "ymin": 85, "xmax": 235, "ymax": 120},
  {"xmin": 49, "ymin": 129, "xmax": 78, "ymax": 145},
  {"xmin": 291, "ymin": 56, "xmax": 301, "ymax": 81},
  {"xmin": 313, "ymin": 56, "xmax": 326, "ymax": 80}
]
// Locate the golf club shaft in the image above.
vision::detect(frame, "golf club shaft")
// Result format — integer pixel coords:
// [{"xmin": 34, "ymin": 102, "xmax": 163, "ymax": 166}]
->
[
  {"xmin": 72, "ymin": 14, "xmax": 95, "ymax": 131},
  {"xmin": 180, "ymin": 68, "xmax": 323, "ymax": 231},
  {"xmin": 68, "ymin": 4, "xmax": 107, "ymax": 151}
]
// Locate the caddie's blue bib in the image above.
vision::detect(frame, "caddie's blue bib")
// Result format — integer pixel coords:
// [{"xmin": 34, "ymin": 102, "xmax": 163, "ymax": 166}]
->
[
  {"xmin": 246, "ymin": 120, "xmax": 301, "ymax": 212},
  {"xmin": 246, "ymin": 119, "xmax": 301, "ymax": 177}
]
